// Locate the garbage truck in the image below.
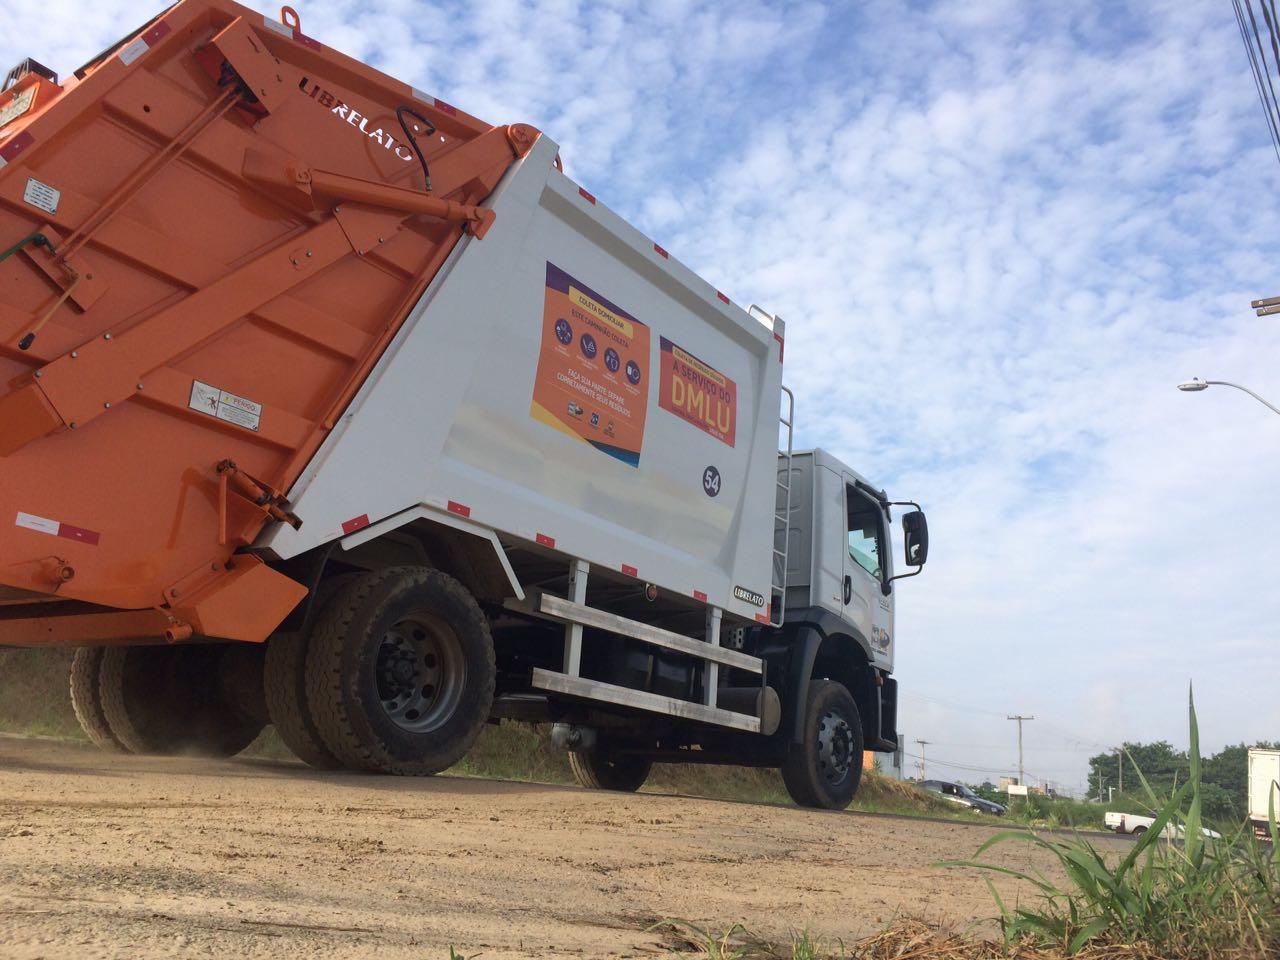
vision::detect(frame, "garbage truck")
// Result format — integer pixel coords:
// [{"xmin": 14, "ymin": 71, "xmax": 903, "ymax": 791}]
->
[{"xmin": 0, "ymin": 0, "xmax": 928, "ymax": 809}]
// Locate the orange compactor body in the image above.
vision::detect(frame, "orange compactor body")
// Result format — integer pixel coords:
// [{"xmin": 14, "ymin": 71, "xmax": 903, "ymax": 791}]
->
[{"xmin": 0, "ymin": 1, "xmax": 538, "ymax": 646}]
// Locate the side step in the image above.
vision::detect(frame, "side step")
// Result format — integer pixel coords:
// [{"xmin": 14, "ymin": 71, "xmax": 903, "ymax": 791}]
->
[
  {"xmin": 536, "ymin": 594, "xmax": 762, "ymax": 674},
  {"xmin": 530, "ymin": 668, "xmax": 762, "ymax": 733}
]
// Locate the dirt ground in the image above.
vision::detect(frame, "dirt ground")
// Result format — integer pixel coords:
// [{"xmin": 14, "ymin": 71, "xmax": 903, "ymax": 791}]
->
[{"xmin": 0, "ymin": 736, "xmax": 1120, "ymax": 959}]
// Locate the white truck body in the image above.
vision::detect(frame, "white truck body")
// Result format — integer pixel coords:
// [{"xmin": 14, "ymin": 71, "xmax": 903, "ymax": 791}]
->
[
  {"xmin": 263, "ymin": 134, "xmax": 784, "ymax": 628},
  {"xmin": 1249, "ymin": 748, "xmax": 1280, "ymax": 840}
]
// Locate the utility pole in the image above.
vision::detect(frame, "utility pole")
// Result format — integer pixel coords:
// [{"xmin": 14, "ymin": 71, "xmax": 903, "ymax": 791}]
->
[
  {"xmin": 1116, "ymin": 747, "xmax": 1123, "ymax": 795},
  {"xmin": 1007, "ymin": 715, "xmax": 1034, "ymax": 784},
  {"xmin": 915, "ymin": 739, "xmax": 930, "ymax": 780}
]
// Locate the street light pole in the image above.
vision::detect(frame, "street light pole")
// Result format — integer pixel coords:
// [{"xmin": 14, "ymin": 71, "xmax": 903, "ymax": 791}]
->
[{"xmin": 1177, "ymin": 378, "xmax": 1280, "ymax": 417}]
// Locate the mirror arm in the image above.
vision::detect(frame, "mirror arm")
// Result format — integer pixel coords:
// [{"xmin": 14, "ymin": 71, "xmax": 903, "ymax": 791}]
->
[{"xmin": 886, "ymin": 565, "xmax": 924, "ymax": 586}]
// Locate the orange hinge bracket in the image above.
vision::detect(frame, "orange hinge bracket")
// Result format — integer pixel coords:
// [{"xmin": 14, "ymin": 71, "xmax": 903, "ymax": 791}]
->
[
  {"xmin": 216, "ymin": 458, "xmax": 301, "ymax": 547},
  {"xmin": 20, "ymin": 224, "xmax": 107, "ymax": 313},
  {"xmin": 194, "ymin": 16, "xmax": 293, "ymax": 120}
]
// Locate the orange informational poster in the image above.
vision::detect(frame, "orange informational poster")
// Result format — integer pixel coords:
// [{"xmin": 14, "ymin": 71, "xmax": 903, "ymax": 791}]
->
[
  {"xmin": 530, "ymin": 262, "xmax": 650, "ymax": 466},
  {"xmin": 658, "ymin": 336, "xmax": 737, "ymax": 447}
]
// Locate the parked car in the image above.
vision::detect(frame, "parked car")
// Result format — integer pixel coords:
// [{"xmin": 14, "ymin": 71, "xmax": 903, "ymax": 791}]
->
[
  {"xmin": 919, "ymin": 780, "xmax": 1006, "ymax": 815},
  {"xmin": 1104, "ymin": 810, "xmax": 1221, "ymax": 840}
]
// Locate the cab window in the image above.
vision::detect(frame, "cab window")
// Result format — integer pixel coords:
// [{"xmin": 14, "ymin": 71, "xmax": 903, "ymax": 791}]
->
[{"xmin": 847, "ymin": 488, "xmax": 884, "ymax": 581}]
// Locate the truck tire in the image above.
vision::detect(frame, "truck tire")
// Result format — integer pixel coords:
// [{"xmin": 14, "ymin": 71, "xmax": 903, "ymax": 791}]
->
[
  {"xmin": 305, "ymin": 566, "xmax": 495, "ymax": 775},
  {"xmin": 69, "ymin": 647, "xmax": 128, "ymax": 752},
  {"xmin": 568, "ymin": 748, "xmax": 652, "ymax": 792},
  {"xmin": 265, "ymin": 631, "xmax": 342, "ymax": 769},
  {"xmin": 99, "ymin": 645, "xmax": 265, "ymax": 756},
  {"xmin": 264, "ymin": 573, "xmax": 362, "ymax": 769},
  {"xmin": 781, "ymin": 679, "xmax": 864, "ymax": 810}
]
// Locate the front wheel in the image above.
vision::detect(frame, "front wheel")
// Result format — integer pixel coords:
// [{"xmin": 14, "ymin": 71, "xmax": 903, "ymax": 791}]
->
[{"xmin": 781, "ymin": 679, "xmax": 864, "ymax": 810}]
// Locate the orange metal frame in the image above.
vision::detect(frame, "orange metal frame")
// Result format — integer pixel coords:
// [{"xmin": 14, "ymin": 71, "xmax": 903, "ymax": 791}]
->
[{"xmin": 0, "ymin": 1, "xmax": 539, "ymax": 645}]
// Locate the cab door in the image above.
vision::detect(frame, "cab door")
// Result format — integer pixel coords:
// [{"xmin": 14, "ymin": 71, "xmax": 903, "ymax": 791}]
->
[{"xmin": 842, "ymin": 479, "xmax": 893, "ymax": 667}]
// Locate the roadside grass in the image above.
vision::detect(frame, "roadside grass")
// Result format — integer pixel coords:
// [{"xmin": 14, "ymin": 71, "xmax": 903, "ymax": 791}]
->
[
  {"xmin": 650, "ymin": 917, "xmax": 1151, "ymax": 959},
  {"xmin": 941, "ymin": 689, "xmax": 1280, "ymax": 959}
]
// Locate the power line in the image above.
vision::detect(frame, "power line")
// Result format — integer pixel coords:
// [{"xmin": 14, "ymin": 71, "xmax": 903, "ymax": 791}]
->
[{"xmin": 1233, "ymin": 0, "xmax": 1280, "ymax": 167}]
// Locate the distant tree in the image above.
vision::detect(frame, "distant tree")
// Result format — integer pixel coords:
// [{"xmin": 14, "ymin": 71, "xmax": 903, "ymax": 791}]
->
[{"xmin": 1088, "ymin": 739, "xmax": 1280, "ymax": 821}]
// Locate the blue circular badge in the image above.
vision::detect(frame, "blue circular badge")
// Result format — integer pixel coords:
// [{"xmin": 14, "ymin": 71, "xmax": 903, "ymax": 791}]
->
[
  {"xmin": 554, "ymin": 318, "xmax": 572, "ymax": 345},
  {"xmin": 604, "ymin": 347, "xmax": 620, "ymax": 373},
  {"xmin": 580, "ymin": 333, "xmax": 598, "ymax": 359},
  {"xmin": 625, "ymin": 360, "xmax": 642, "ymax": 385}
]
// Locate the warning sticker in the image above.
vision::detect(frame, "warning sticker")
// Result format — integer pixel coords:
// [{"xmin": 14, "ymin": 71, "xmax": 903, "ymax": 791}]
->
[
  {"xmin": 22, "ymin": 178, "xmax": 59, "ymax": 215},
  {"xmin": 188, "ymin": 380, "xmax": 262, "ymax": 432},
  {"xmin": 118, "ymin": 38, "xmax": 150, "ymax": 66},
  {"xmin": 658, "ymin": 337, "xmax": 737, "ymax": 447},
  {"xmin": 0, "ymin": 86, "xmax": 35, "ymax": 130},
  {"xmin": 530, "ymin": 263, "xmax": 649, "ymax": 467}
]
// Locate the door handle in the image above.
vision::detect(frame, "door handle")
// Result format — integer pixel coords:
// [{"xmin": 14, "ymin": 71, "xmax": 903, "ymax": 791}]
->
[{"xmin": 843, "ymin": 575, "xmax": 852, "ymax": 605}]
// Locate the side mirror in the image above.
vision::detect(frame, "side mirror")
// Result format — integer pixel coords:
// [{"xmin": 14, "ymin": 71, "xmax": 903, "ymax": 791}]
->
[{"xmin": 902, "ymin": 510, "xmax": 928, "ymax": 568}]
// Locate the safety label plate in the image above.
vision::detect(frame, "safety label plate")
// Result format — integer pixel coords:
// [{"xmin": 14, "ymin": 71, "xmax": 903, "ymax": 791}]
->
[
  {"xmin": 23, "ymin": 178, "xmax": 58, "ymax": 215},
  {"xmin": 0, "ymin": 86, "xmax": 35, "ymax": 129},
  {"xmin": 189, "ymin": 380, "xmax": 262, "ymax": 431}
]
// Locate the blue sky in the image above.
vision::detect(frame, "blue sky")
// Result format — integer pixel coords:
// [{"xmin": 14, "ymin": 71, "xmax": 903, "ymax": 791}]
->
[{"xmin": 8, "ymin": 0, "xmax": 1280, "ymax": 793}]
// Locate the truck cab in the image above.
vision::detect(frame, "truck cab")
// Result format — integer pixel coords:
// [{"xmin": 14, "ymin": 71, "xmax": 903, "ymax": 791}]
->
[{"xmin": 780, "ymin": 449, "xmax": 910, "ymax": 675}]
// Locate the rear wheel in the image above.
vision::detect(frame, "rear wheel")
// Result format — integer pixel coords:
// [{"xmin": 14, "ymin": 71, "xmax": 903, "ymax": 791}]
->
[
  {"xmin": 305, "ymin": 567, "xmax": 495, "ymax": 775},
  {"xmin": 781, "ymin": 679, "xmax": 864, "ymax": 810},
  {"xmin": 98, "ymin": 644, "xmax": 266, "ymax": 756},
  {"xmin": 69, "ymin": 647, "xmax": 127, "ymax": 752},
  {"xmin": 568, "ymin": 748, "xmax": 652, "ymax": 792}
]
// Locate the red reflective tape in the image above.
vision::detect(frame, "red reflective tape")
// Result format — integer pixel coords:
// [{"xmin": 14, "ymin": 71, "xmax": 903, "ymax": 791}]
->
[
  {"xmin": 693, "ymin": 589, "xmax": 708, "ymax": 603},
  {"xmin": 341, "ymin": 514, "xmax": 370, "ymax": 535},
  {"xmin": 433, "ymin": 98, "xmax": 457, "ymax": 116},
  {"xmin": 293, "ymin": 30, "xmax": 322, "ymax": 50},
  {"xmin": 653, "ymin": 243, "xmax": 669, "ymax": 259},
  {"xmin": 57, "ymin": 522, "xmax": 100, "ymax": 547},
  {"xmin": 0, "ymin": 131, "xmax": 35, "ymax": 164},
  {"xmin": 621, "ymin": 564, "xmax": 638, "ymax": 578},
  {"xmin": 774, "ymin": 332, "xmax": 785, "ymax": 363},
  {"xmin": 755, "ymin": 612, "xmax": 770, "ymax": 624},
  {"xmin": 578, "ymin": 186, "xmax": 596, "ymax": 205},
  {"xmin": 447, "ymin": 500, "xmax": 471, "ymax": 518},
  {"xmin": 141, "ymin": 20, "xmax": 172, "ymax": 45},
  {"xmin": 716, "ymin": 291, "xmax": 730, "ymax": 305},
  {"xmin": 535, "ymin": 533, "xmax": 555, "ymax": 548}
]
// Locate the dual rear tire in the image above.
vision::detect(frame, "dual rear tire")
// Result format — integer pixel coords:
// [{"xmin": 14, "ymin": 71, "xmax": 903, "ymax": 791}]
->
[{"xmin": 70, "ymin": 643, "xmax": 266, "ymax": 757}]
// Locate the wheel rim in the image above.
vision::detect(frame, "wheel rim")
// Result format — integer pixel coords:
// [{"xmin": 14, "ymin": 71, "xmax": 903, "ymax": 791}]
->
[
  {"xmin": 816, "ymin": 710, "xmax": 854, "ymax": 785},
  {"xmin": 375, "ymin": 614, "xmax": 466, "ymax": 733}
]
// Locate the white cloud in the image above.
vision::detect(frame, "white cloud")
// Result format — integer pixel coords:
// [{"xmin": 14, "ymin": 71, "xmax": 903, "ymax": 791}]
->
[{"xmin": 5, "ymin": 0, "xmax": 1278, "ymax": 792}]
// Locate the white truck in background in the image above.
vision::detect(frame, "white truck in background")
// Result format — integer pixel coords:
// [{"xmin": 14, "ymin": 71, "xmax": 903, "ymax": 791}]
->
[
  {"xmin": 1104, "ymin": 810, "xmax": 1222, "ymax": 841},
  {"xmin": 1249, "ymin": 748, "xmax": 1280, "ymax": 842}
]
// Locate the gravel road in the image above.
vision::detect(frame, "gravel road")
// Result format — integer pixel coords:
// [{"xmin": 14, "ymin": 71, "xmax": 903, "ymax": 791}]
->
[{"xmin": 0, "ymin": 736, "xmax": 1112, "ymax": 958}]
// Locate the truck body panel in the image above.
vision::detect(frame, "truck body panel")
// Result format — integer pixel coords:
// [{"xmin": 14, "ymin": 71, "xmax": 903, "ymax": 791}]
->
[{"xmin": 261, "ymin": 133, "xmax": 786, "ymax": 626}]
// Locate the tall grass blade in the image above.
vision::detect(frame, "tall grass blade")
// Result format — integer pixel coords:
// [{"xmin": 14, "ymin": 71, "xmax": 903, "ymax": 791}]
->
[{"xmin": 1183, "ymin": 685, "xmax": 1205, "ymax": 867}]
